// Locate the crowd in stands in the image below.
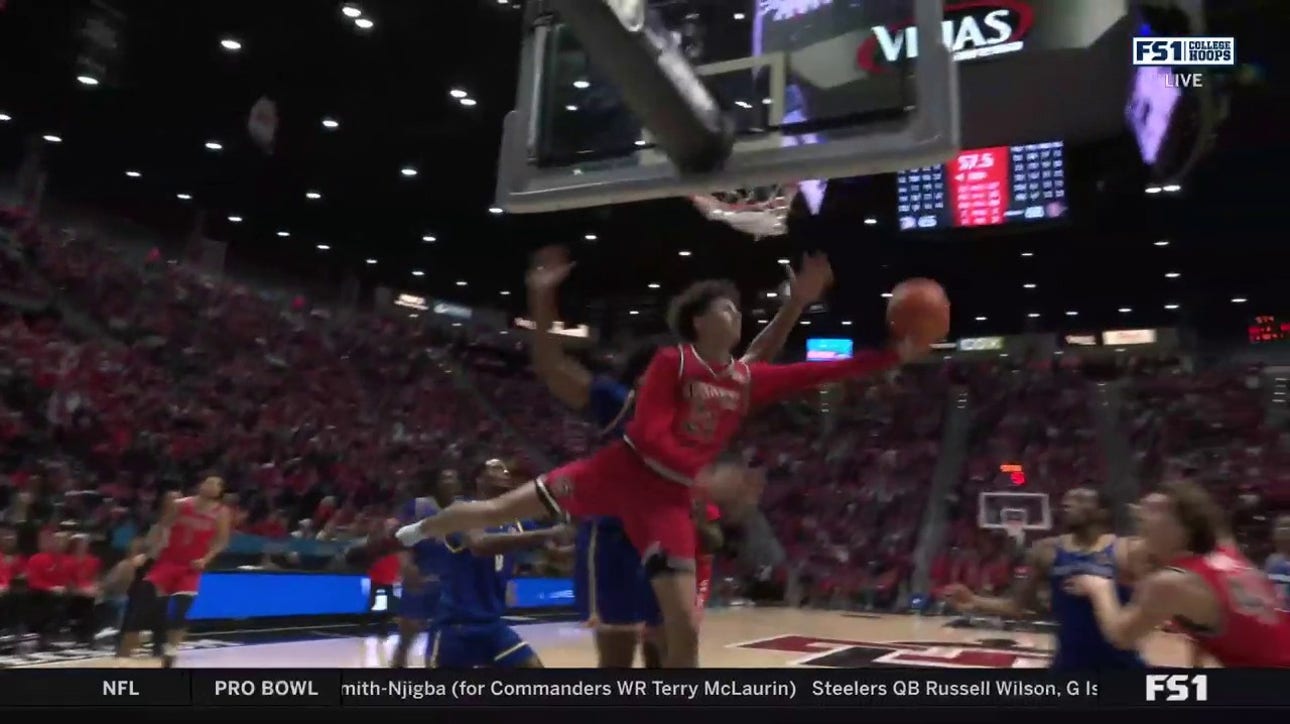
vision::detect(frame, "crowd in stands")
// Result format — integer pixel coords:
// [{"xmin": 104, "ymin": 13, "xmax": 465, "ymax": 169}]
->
[{"xmin": 1, "ymin": 206, "xmax": 1289, "ymax": 649}]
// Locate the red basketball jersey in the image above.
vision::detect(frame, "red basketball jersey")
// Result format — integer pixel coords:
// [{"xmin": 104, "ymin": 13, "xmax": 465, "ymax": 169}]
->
[
  {"xmin": 159, "ymin": 497, "xmax": 222, "ymax": 566},
  {"xmin": 1171, "ymin": 547, "xmax": 1290, "ymax": 667},
  {"xmin": 624, "ymin": 344, "xmax": 898, "ymax": 484}
]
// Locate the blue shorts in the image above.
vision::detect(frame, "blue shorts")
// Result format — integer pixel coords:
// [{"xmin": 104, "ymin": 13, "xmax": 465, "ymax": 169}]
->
[
  {"xmin": 574, "ymin": 518, "xmax": 660, "ymax": 627},
  {"xmin": 398, "ymin": 584, "xmax": 439, "ymax": 621},
  {"xmin": 1050, "ymin": 646, "xmax": 1145, "ymax": 671},
  {"xmin": 425, "ymin": 621, "xmax": 533, "ymax": 668}
]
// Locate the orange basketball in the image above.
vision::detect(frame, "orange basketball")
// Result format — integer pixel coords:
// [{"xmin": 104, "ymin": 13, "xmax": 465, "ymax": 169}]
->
[{"xmin": 886, "ymin": 278, "xmax": 950, "ymax": 343}]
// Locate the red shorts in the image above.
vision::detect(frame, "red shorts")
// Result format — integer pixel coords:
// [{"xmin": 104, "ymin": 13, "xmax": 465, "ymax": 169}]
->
[
  {"xmin": 146, "ymin": 560, "xmax": 201, "ymax": 596},
  {"xmin": 536, "ymin": 442, "xmax": 696, "ymax": 569}
]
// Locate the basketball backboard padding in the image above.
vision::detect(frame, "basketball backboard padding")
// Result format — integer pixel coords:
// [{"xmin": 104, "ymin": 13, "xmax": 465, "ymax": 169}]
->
[{"xmin": 495, "ymin": 0, "xmax": 961, "ymax": 214}]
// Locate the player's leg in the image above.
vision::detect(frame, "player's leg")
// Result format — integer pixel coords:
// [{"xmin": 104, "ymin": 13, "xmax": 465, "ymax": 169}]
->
[
  {"xmin": 582, "ymin": 519, "xmax": 647, "ymax": 668},
  {"xmin": 162, "ymin": 592, "xmax": 197, "ymax": 667},
  {"xmin": 399, "ymin": 452, "xmax": 611, "ymax": 546},
  {"xmin": 116, "ymin": 581, "xmax": 157, "ymax": 659},
  {"xmin": 490, "ymin": 623, "xmax": 541, "ymax": 668},
  {"xmin": 640, "ymin": 626, "xmax": 664, "ymax": 668},
  {"xmin": 423, "ymin": 625, "xmax": 444, "ymax": 669},
  {"xmin": 621, "ymin": 482, "xmax": 700, "ymax": 668},
  {"xmin": 647, "ymin": 568, "xmax": 700, "ymax": 667},
  {"xmin": 391, "ymin": 615, "xmax": 421, "ymax": 668}
]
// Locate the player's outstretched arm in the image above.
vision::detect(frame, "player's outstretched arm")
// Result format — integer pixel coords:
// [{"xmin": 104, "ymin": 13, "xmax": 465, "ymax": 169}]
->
[
  {"xmin": 949, "ymin": 538, "xmax": 1055, "ymax": 618},
  {"xmin": 527, "ymin": 246, "xmax": 592, "ymax": 409},
  {"xmin": 741, "ymin": 253, "xmax": 832, "ymax": 364},
  {"xmin": 458, "ymin": 524, "xmax": 571, "ymax": 557},
  {"xmin": 1070, "ymin": 569, "xmax": 1182, "ymax": 650}
]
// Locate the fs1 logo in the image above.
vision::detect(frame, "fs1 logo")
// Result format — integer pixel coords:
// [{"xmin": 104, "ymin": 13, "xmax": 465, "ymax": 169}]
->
[
  {"xmin": 1132, "ymin": 37, "xmax": 1236, "ymax": 67},
  {"xmin": 1145, "ymin": 674, "xmax": 1209, "ymax": 702}
]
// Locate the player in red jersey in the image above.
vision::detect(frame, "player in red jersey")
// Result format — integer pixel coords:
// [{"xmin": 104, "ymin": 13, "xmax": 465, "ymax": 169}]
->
[
  {"xmin": 397, "ymin": 275, "xmax": 932, "ymax": 666},
  {"xmin": 1067, "ymin": 479, "xmax": 1290, "ymax": 667},
  {"xmin": 119, "ymin": 476, "xmax": 230, "ymax": 667}
]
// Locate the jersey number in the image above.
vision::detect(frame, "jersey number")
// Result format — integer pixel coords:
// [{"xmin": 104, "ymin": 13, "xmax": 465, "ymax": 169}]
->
[
  {"xmin": 495, "ymin": 555, "xmax": 505, "ymax": 573},
  {"xmin": 1225, "ymin": 569, "xmax": 1279, "ymax": 624}
]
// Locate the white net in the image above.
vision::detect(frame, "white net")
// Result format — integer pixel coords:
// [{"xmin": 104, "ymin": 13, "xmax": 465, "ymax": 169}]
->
[{"xmin": 690, "ymin": 183, "xmax": 799, "ymax": 239}]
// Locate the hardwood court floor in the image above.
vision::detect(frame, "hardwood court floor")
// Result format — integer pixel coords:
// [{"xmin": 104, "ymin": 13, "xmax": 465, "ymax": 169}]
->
[{"xmin": 23, "ymin": 608, "xmax": 1193, "ymax": 669}]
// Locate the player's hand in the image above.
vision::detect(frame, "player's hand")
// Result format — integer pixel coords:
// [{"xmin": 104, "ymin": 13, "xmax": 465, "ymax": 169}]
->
[
  {"xmin": 1063, "ymin": 575, "xmax": 1111, "ymax": 597},
  {"xmin": 548, "ymin": 523, "xmax": 575, "ymax": 547},
  {"xmin": 527, "ymin": 246, "xmax": 575, "ymax": 292},
  {"xmin": 191, "ymin": 556, "xmax": 209, "ymax": 571},
  {"xmin": 130, "ymin": 554, "xmax": 148, "ymax": 567},
  {"xmin": 787, "ymin": 252, "xmax": 833, "ymax": 306},
  {"xmin": 942, "ymin": 584, "xmax": 976, "ymax": 611}
]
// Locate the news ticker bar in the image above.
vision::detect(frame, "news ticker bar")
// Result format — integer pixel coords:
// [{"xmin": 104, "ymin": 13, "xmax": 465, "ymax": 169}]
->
[{"xmin": 0, "ymin": 669, "xmax": 1276, "ymax": 708}]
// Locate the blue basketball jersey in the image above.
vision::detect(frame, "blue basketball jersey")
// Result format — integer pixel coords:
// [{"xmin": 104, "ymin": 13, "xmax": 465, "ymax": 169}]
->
[
  {"xmin": 1266, "ymin": 553, "xmax": 1290, "ymax": 610},
  {"xmin": 573, "ymin": 376, "xmax": 658, "ymax": 626},
  {"xmin": 1048, "ymin": 536, "xmax": 1144, "ymax": 670},
  {"xmin": 427, "ymin": 515, "xmax": 536, "ymax": 668},
  {"xmin": 436, "ymin": 516, "xmax": 526, "ymax": 625}
]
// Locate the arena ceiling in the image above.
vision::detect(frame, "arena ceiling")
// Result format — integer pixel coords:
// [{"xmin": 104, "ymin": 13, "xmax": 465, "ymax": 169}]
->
[{"xmin": 0, "ymin": 0, "xmax": 1286, "ymax": 350}]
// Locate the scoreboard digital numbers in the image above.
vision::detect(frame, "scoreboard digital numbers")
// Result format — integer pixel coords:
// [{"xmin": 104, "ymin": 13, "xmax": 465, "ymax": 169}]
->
[
  {"xmin": 1249, "ymin": 315, "xmax": 1290, "ymax": 344},
  {"xmin": 896, "ymin": 142, "xmax": 1068, "ymax": 231}
]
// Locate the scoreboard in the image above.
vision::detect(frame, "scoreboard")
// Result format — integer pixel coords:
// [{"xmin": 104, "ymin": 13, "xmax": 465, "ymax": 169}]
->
[
  {"xmin": 1249, "ymin": 315, "xmax": 1290, "ymax": 344},
  {"xmin": 896, "ymin": 142, "xmax": 1068, "ymax": 231}
]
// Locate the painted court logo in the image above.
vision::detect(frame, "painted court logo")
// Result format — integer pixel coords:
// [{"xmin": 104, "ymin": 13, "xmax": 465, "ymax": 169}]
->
[{"xmin": 735, "ymin": 634, "xmax": 1051, "ymax": 669}]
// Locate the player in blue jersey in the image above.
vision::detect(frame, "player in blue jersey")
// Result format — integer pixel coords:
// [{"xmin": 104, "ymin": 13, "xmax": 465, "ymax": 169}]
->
[
  {"xmin": 523, "ymin": 246, "xmax": 816, "ymax": 667},
  {"xmin": 1266, "ymin": 515, "xmax": 1290, "ymax": 611},
  {"xmin": 391, "ymin": 468, "xmax": 461, "ymax": 668},
  {"xmin": 947, "ymin": 487, "xmax": 1150, "ymax": 670},
  {"xmin": 427, "ymin": 459, "xmax": 568, "ymax": 669}
]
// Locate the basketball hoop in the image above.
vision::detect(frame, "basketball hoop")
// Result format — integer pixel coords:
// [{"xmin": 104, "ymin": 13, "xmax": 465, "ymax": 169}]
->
[
  {"xmin": 1003, "ymin": 520, "xmax": 1026, "ymax": 550},
  {"xmin": 690, "ymin": 183, "xmax": 799, "ymax": 240}
]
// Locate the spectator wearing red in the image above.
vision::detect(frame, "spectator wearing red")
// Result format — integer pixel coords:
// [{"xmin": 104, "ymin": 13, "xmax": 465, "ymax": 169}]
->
[
  {"xmin": 0, "ymin": 528, "xmax": 24, "ymax": 635},
  {"xmin": 66, "ymin": 534, "xmax": 102, "ymax": 645},
  {"xmin": 25, "ymin": 531, "xmax": 71, "ymax": 648}
]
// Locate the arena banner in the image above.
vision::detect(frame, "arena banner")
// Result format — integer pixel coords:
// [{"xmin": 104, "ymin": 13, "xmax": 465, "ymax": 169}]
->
[
  {"xmin": 186, "ymin": 572, "xmax": 572, "ymax": 620},
  {"xmin": 0, "ymin": 668, "xmax": 1273, "ymax": 711}
]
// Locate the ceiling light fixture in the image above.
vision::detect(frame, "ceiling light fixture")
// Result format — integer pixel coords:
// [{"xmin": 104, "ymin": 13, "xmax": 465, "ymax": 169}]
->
[
  {"xmin": 42, "ymin": 134, "xmax": 63, "ymax": 144},
  {"xmin": 220, "ymin": 38, "xmax": 242, "ymax": 52},
  {"xmin": 354, "ymin": 17, "xmax": 374, "ymax": 30},
  {"xmin": 422, "ymin": 235, "xmax": 436, "ymax": 243},
  {"xmin": 322, "ymin": 118, "xmax": 339, "ymax": 130},
  {"xmin": 176, "ymin": 193, "xmax": 192, "ymax": 201},
  {"xmin": 228, "ymin": 215, "xmax": 243, "ymax": 223},
  {"xmin": 125, "ymin": 170, "xmax": 141, "ymax": 178},
  {"xmin": 459, "ymin": 98, "xmax": 478, "ymax": 107},
  {"xmin": 342, "ymin": 5, "xmax": 362, "ymax": 18},
  {"xmin": 76, "ymin": 75, "xmax": 100, "ymax": 86}
]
